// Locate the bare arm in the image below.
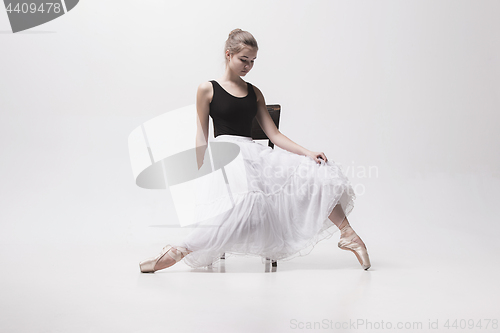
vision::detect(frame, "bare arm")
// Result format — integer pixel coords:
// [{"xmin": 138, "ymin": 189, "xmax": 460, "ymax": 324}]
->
[
  {"xmin": 253, "ymin": 85, "xmax": 328, "ymax": 164},
  {"xmin": 195, "ymin": 82, "xmax": 212, "ymax": 169}
]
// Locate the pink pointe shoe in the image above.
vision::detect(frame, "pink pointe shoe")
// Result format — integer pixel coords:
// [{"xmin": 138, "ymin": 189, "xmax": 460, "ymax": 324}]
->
[
  {"xmin": 338, "ymin": 225, "xmax": 371, "ymax": 270},
  {"xmin": 139, "ymin": 245, "xmax": 191, "ymax": 273}
]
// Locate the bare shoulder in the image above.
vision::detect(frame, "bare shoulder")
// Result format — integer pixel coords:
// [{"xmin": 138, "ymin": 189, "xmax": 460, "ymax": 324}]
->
[
  {"xmin": 197, "ymin": 81, "xmax": 213, "ymax": 95},
  {"xmin": 250, "ymin": 83, "xmax": 264, "ymax": 102},
  {"xmin": 197, "ymin": 81, "xmax": 214, "ymax": 103}
]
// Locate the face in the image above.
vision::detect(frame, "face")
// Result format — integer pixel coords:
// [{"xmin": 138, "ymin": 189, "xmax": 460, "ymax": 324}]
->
[{"xmin": 226, "ymin": 46, "xmax": 258, "ymax": 76}]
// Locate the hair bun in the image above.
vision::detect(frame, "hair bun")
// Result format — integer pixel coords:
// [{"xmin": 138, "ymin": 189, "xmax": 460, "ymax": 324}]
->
[{"xmin": 229, "ymin": 28, "xmax": 242, "ymax": 37}]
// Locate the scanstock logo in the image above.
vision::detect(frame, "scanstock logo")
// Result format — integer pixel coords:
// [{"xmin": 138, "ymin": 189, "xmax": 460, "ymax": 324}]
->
[{"xmin": 3, "ymin": 0, "xmax": 79, "ymax": 33}]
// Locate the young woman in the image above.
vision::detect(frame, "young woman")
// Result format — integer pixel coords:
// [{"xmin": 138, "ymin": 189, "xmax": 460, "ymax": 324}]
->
[{"xmin": 139, "ymin": 29, "xmax": 371, "ymax": 272}]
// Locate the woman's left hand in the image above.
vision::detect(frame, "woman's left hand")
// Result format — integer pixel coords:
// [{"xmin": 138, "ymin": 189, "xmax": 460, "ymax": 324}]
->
[{"xmin": 305, "ymin": 150, "xmax": 328, "ymax": 165}]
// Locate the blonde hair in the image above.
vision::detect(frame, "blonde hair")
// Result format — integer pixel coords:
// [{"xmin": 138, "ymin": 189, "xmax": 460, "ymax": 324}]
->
[{"xmin": 224, "ymin": 28, "xmax": 258, "ymax": 66}]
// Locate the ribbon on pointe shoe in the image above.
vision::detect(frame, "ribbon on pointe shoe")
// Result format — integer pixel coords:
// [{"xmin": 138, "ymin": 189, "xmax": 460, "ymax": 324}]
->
[{"xmin": 165, "ymin": 245, "xmax": 192, "ymax": 262}]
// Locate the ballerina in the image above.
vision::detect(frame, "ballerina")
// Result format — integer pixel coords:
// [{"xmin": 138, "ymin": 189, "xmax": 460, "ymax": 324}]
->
[{"xmin": 139, "ymin": 28, "xmax": 371, "ymax": 273}]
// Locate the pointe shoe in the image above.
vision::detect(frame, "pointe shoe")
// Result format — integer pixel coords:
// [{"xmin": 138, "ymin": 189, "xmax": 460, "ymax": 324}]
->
[
  {"xmin": 338, "ymin": 225, "xmax": 371, "ymax": 270},
  {"xmin": 139, "ymin": 245, "xmax": 191, "ymax": 273}
]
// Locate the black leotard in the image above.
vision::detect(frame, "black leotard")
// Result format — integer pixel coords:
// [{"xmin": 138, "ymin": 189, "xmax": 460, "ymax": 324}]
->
[{"xmin": 209, "ymin": 80, "xmax": 258, "ymax": 138}]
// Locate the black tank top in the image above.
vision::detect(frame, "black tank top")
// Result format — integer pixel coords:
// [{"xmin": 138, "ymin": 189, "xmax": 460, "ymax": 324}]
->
[{"xmin": 209, "ymin": 80, "xmax": 258, "ymax": 138}]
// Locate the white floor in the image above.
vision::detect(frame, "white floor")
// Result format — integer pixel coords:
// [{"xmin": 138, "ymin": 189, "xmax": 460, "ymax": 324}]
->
[{"xmin": 1, "ymin": 115, "xmax": 499, "ymax": 333}]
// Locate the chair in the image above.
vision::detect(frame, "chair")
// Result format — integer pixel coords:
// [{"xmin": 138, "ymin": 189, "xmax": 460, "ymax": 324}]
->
[
  {"xmin": 129, "ymin": 103, "xmax": 282, "ymax": 269},
  {"xmin": 219, "ymin": 104, "xmax": 281, "ymax": 268}
]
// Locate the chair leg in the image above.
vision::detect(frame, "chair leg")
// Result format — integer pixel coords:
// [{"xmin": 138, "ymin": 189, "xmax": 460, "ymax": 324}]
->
[{"xmin": 265, "ymin": 257, "xmax": 278, "ymax": 267}]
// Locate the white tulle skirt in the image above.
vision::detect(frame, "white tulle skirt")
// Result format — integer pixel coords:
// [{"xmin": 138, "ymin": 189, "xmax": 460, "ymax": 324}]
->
[{"xmin": 178, "ymin": 134, "xmax": 356, "ymax": 268}]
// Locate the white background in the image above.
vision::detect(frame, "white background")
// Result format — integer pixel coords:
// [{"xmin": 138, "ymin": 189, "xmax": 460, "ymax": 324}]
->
[{"xmin": 1, "ymin": 1, "xmax": 499, "ymax": 332}]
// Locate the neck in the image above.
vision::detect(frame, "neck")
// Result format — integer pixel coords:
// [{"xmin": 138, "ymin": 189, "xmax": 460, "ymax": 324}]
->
[{"xmin": 219, "ymin": 67, "xmax": 244, "ymax": 84}]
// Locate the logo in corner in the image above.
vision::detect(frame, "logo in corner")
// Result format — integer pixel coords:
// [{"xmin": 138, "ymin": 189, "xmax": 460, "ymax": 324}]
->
[{"xmin": 3, "ymin": 0, "xmax": 79, "ymax": 33}]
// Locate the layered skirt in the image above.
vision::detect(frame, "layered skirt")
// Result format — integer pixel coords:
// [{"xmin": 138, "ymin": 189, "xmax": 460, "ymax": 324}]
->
[{"xmin": 179, "ymin": 134, "xmax": 356, "ymax": 268}]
